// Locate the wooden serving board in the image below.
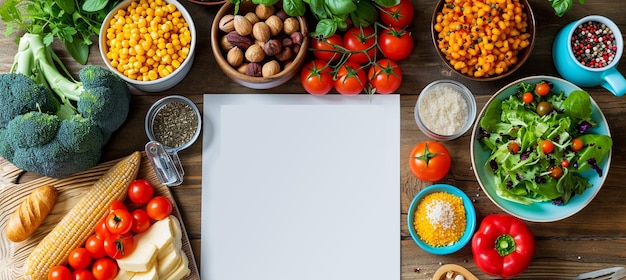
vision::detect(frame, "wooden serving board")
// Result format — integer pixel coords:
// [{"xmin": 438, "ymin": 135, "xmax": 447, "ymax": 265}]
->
[{"xmin": 0, "ymin": 152, "xmax": 200, "ymax": 280}]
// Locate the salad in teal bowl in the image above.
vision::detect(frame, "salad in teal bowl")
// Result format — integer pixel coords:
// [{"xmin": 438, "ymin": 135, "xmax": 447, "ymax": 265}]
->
[{"xmin": 471, "ymin": 76, "xmax": 612, "ymax": 222}]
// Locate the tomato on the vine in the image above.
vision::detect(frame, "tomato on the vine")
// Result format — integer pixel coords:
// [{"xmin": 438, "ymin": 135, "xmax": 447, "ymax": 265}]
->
[
  {"xmin": 85, "ymin": 234, "xmax": 106, "ymax": 259},
  {"xmin": 72, "ymin": 269, "xmax": 94, "ymax": 280},
  {"xmin": 131, "ymin": 209, "xmax": 152, "ymax": 234},
  {"xmin": 146, "ymin": 196, "xmax": 173, "ymax": 221},
  {"xmin": 300, "ymin": 60, "xmax": 334, "ymax": 95},
  {"xmin": 68, "ymin": 247, "xmax": 92, "ymax": 270},
  {"xmin": 48, "ymin": 265, "xmax": 72, "ymax": 280},
  {"xmin": 311, "ymin": 34, "xmax": 343, "ymax": 62},
  {"xmin": 378, "ymin": 27, "xmax": 413, "ymax": 61},
  {"xmin": 334, "ymin": 61, "xmax": 367, "ymax": 95},
  {"xmin": 409, "ymin": 141, "xmax": 451, "ymax": 182},
  {"xmin": 105, "ymin": 209, "xmax": 133, "ymax": 235},
  {"xmin": 103, "ymin": 233, "xmax": 135, "ymax": 259},
  {"xmin": 92, "ymin": 258, "xmax": 118, "ymax": 280},
  {"xmin": 343, "ymin": 26, "xmax": 377, "ymax": 65},
  {"xmin": 368, "ymin": 59, "xmax": 402, "ymax": 94},
  {"xmin": 127, "ymin": 179, "xmax": 155, "ymax": 205},
  {"xmin": 378, "ymin": 0, "xmax": 415, "ymax": 28}
]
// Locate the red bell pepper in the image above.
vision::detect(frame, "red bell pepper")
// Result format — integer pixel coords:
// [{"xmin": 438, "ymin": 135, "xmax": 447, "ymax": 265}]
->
[{"xmin": 471, "ymin": 214, "xmax": 535, "ymax": 279}]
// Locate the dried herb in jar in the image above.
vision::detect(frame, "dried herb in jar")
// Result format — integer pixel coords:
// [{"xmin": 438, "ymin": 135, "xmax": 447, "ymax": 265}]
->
[{"xmin": 152, "ymin": 102, "xmax": 199, "ymax": 148}]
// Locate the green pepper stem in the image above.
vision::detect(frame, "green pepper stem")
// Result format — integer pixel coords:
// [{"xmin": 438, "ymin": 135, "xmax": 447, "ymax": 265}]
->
[{"xmin": 495, "ymin": 233, "xmax": 516, "ymax": 256}]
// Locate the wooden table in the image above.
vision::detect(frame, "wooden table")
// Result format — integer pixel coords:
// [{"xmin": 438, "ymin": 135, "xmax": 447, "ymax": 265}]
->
[{"xmin": 1, "ymin": 0, "xmax": 626, "ymax": 279}]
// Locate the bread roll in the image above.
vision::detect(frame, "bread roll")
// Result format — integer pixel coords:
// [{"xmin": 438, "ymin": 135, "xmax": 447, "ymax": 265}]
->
[{"xmin": 5, "ymin": 185, "xmax": 58, "ymax": 242}]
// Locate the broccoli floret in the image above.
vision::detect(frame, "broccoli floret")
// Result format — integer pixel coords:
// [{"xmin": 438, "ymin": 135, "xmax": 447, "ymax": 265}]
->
[{"xmin": 0, "ymin": 33, "xmax": 131, "ymax": 178}]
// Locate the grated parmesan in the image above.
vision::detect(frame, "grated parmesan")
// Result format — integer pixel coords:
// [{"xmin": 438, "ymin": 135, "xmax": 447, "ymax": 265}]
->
[
  {"xmin": 413, "ymin": 192, "xmax": 466, "ymax": 247},
  {"xmin": 418, "ymin": 84, "xmax": 469, "ymax": 136}
]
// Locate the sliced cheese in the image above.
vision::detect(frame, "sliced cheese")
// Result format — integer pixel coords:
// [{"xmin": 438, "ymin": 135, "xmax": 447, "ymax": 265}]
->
[
  {"xmin": 162, "ymin": 249, "xmax": 190, "ymax": 280},
  {"xmin": 157, "ymin": 216, "xmax": 183, "ymax": 260},
  {"xmin": 114, "ymin": 269, "xmax": 135, "ymax": 280},
  {"xmin": 156, "ymin": 247, "xmax": 181, "ymax": 277},
  {"xmin": 138, "ymin": 216, "xmax": 175, "ymax": 252},
  {"xmin": 131, "ymin": 263, "xmax": 158, "ymax": 280},
  {"xmin": 117, "ymin": 242, "xmax": 158, "ymax": 272}
]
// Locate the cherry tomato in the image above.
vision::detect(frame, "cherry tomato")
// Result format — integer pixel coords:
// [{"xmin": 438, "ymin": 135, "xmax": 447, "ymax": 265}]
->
[
  {"xmin": 85, "ymin": 234, "xmax": 107, "ymax": 259},
  {"xmin": 108, "ymin": 200, "xmax": 127, "ymax": 214},
  {"xmin": 105, "ymin": 209, "xmax": 133, "ymax": 235},
  {"xmin": 334, "ymin": 61, "xmax": 367, "ymax": 95},
  {"xmin": 368, "ymin": 59, "xmax": 402, "ymax": 94},
  {"xmin": 571, "ymin": 138, "xmax": 583, "ymax": 152},
  {"xmin": 561, "ymin": 159, "xmax": 570, "ymax": 168},
  {"xmin": 409, "ymin": 141, "xmax": 451, "ymax": 182},
  {"xmin": 343, "ymin": 26, "xmax": 377, "ymax": 64},
  {"xmin": 92, "ymin": 258, "xmax": 118, "ymax": 280},
  {"xmin": 300, "ymin": 60, "xmax": 334, "ymax": 95},
  {"xmin": 311, "ymin": 34, "xmax": 343, "ymax": 62},
  {"xmin": 378, "ymin": 27, "xmax": 413, "ymax": 61},
  {"xmin": 72, "ymin": 270, "xmax": 94, "ymax": 280},
  {"xmin": 103, "ymin": 233, "xmax": 135, "ymax": 259},
  {"xmin": 508, "ymin": 142, "xmax": 521, "ymax": 154},
  {"xmin": 127, "ymin": 179, "xmax": 155, "ymax": 205},
  {"xmin": 541, "ymin": 140, "xmax": 554, "ymax": 154},
  {"xmin": 536, "ymin": 101, "xmax": 552, "ymax": 116},
  {"xmin": 68, "ymin": 247, "xmax": 92, "ymax": 270},
  {"xmin": 146, "ymin": 196, "xmax": 173, "ymax": 221},
  {"xmin": 48, "ymin": 265, "xmax": 72, "ymax": 280},
  {"xmin": 535, "ymin": 82, "xmax": 551, "ymax": 96},
  {"xmin": 94, "ymin": 217, "xmax": 110, "ymax": 239},
  {"xmin": 548, "ymin": 166, "xmax": 564, "ymax": 179},
  {"xmin": 522, "ymin": 92, "xmax": 533, "ymax": 104},
  {"xmin": 378, "ymin": 0, "xmax": 415, "ymax": 28},
  {"xmin": 130, "ymin": 209, "xmax": 152, "ymax": 234}
]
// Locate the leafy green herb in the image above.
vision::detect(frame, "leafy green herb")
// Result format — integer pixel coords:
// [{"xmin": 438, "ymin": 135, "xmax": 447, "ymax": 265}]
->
[
  {"xmin": 548, "ymin": 0, "xmax": 585, "ymax": 17},
  {"xmin": 0, "ymin": 0, "xmax": 121, "ymax": 64}
]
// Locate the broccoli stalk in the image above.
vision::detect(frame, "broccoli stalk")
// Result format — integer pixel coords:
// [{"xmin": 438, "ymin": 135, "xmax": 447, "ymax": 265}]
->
[{"xmin": 0, "ymin": 33, "xmax": 131, "ymax": 178}]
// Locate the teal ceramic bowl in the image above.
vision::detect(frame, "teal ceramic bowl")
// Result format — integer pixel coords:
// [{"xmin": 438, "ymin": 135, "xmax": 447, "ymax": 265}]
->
[
  {"xmin": 407, "ymin": 184, "xmax": 476, "ymax": 255},
  {"xmin": 470, "ymin": 76, "xmax": 612, "ymax": 222}
]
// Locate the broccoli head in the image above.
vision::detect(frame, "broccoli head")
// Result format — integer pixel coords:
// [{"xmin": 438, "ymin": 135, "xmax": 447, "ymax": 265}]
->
[{"xmin": 0, "ymin": 33, "xmax": 131, "ymax": 178}]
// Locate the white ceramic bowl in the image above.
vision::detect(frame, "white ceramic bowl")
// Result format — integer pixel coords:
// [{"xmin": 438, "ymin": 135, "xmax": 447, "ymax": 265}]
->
[{"xmin": 99, "ymin": 0, "xmax": 197, "ymax": 92}]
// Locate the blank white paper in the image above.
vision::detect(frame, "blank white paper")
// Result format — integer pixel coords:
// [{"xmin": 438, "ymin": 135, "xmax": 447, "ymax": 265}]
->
[{"xmin": 202, "ymin": 94, "xmax": 400, "ymax": 280}]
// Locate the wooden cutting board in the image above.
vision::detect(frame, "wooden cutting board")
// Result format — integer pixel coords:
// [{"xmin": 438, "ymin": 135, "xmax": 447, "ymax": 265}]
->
[{"xmin": 0, "ymin": 152, "xmax": 200, "ymax": 280}]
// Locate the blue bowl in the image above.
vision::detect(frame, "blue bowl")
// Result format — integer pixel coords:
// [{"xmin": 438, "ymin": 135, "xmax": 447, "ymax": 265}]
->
[{"xmin": 407, "ymin": 184, "xmax": 476, "ymax": 255}]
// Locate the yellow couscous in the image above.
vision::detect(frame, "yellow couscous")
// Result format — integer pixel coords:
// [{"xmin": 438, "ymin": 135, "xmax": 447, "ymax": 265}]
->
[{"xmin": 413, "ymin": 192, "xmax": 466, "ymax": 247}]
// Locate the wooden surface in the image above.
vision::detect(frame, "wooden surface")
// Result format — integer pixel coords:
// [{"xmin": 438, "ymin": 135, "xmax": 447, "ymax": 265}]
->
[{"xmin": 1, "ymin": 0, "xmax": 626, "ymax": 279}]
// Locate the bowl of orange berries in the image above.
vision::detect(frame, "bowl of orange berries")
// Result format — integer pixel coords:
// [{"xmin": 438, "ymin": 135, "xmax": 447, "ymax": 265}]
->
[{"xmin": 99, "ymin": 0, "xmax": 197, "ymax": 92}]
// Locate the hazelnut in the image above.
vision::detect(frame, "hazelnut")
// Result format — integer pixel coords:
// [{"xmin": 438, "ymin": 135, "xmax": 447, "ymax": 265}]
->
[
  {"xmin": 218, "ymin": 14, "xmax": 235, "ymax": 33},
  {"xmin": 252, "ymin": 22, "xmax": 271, "ymax": 42},
  {"xmin": 274, "ymin": 47, "xmax": 294, "ymax": 62},
  {"xmin": 264, "ymin": 39, "xmax": 282, "ymax": 56},
  {"xmin": 265, "ymin": 15, "xmax": 283, "ymax": 36},
  {"xmin": 244, "ymin": 12, "xmax": 259, "ymax": 25},
  {"xmin": 234, "ymin": 15, "xmax": 253, "ymax": 36},
  {"xmin": 262, "ymin": 60, "xmax": 281, "ymax": 77},
  {"xmin": 245, "ymin": 44, "xmax": 265, "ymax": 63},
  {"xmin": 237, "ymin": 62, "xmax": 249, "ymax": 74},
  {"xmin": 282, "ymin": 37, "xmax": 293, "ymax": 47},
  {"xmin": 227, "ymin": 47, "xmax": 244, "ymax": 67},
  {"xmin": 275, "ymin": 9, "xmax": 288, "ymax": 21},
  {"xmin": 245, "ymin": 62, "xmax": 262, "ymax": 77},
  {"xmin": 283, "ymin": 17, "xmax": 300, "ymax": 35},
  {"xmin": 255, "ymin": 4, "xmax": 275, "ymax": 20},
  {"xmin": 290, "ymin": 31, "xmax": 304, "ymax": 45},
  {"xmin": 220, "ymin": 34, "xmax": 233, "ymax": 51}
]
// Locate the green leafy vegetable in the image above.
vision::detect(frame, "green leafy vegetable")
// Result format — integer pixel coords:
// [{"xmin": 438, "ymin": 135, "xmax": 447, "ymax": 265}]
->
[{"xmin": 548, "ymin": 0, "xmax": 586, "ymax": 17}]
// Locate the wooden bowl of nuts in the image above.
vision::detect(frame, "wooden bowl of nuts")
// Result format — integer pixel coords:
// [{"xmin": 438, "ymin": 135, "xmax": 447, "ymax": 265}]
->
[{"xmin": 211, "ymin": 1, "xmax": 309, "ymax": 89}]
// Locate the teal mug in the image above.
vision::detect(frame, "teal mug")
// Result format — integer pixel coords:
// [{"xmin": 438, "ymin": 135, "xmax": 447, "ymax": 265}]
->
[{"xmin": 553, "ymin": 15, "xmax": 626, "ymax": 96}]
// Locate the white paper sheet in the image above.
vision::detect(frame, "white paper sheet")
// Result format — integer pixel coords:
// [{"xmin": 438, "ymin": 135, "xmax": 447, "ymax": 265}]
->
[{"xmin": 202, "ymin": 94, "xmax": 400, "ymax": 280}]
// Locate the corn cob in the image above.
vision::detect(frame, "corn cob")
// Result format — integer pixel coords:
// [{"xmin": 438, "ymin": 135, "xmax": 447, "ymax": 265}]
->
[{"xmin": 23, "ymin": 151, "xmax": 141, "ymax": 280}]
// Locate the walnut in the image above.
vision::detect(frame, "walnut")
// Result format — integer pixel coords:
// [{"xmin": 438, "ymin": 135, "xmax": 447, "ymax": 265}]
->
[
  {"xmin": 245, "ymin": 62, "xmax": 262, "ymax": 77},
  {"xmin": 226, "ymin": 47, "xmax": 244, "ymax": 67},
  {"xmin": 244, "ymin": 12, "xmax": 259, "ymax": 25},
  {"xmin": 255, "ymin": 4, "xmax": 275, "ymax": 20},
  {"xmin": 252, "ymin": 22, "xmax": 271, "ymax": 43},
  {"xmin": 283, "ymin": 17, "xmax": 300, "ymax": 35},
  {"xmin": 226, "ymin": 31, "xmax": 252, "ymax": 50},
  {"xmin": 274, "ymin": 47, "xmax": 294, "ymax": 62},
  {"xmin": 218, "ymin": 14, "xmax": 235, "ymax": 33},
  {"xmin": 264, "ymin": 39, "xmax": 282, "ymax": 56},
  {"xmin": 245, "ymin": 44, "xmax": 265, "ymax": 63},
  {"xmin": 265, "ymin": 15, "xmax": 283, "ymax": 36},
  {"xmin": 234, "ymin": 15, "xmax": 252, "ymax": 36},
  {"xmin": 262, "ymin": 60, "xmax": 281, "ymax": 77}
]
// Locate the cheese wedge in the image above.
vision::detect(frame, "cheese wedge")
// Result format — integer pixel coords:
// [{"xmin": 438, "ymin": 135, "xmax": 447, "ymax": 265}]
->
[
  {"xmin": 131, "ymin": 263, "xmax": 158, "ymax": 280},
  {"xmin": 156, "ymin": 247, "xmax": 181, "ymax": 277},
  {"xmin": 117, "ymin": 242, "xmax": 158, "ymax": 272},
  {"xmin": 162, "ymin": 249, "xmax": 190, "ymax": 280},
  {"xmin": 114, "ymin": 269, "xmax": 135, "ymax": 280}
]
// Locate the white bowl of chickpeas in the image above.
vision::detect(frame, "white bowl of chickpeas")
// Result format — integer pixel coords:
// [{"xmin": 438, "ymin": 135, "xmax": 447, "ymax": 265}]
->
[
  {"xmin": 99, "ymin": 0, "xmax": 196, "ymax": 92},
  {"xmin": 431, "ymin": 0, "xmax": 535, "ymax": 81}
]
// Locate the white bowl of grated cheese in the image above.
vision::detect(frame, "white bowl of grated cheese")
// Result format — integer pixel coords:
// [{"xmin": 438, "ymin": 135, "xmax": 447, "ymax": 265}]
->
[{"xmin": 414, "ymin": 80, "xmax": 476, "ymax": 141}]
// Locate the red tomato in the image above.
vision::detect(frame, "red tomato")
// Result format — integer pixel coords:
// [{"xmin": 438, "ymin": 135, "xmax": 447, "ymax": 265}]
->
[
  {"xmin": 104, "ymin": 234, "xmax": 135, "ymax": 259},
  {"xmin": 85, "ymin": 234, "xmax": 107, "ymax": 259},
  {"xmin": 300, "ymin": 60, "xmax": 334, "ymax": 95},
  {"xmin": 127, "ymin": 179, "xmax": 155, "ymax": 205},
  {"xmin": 522, "ymin": 92, "xmax": 533, "ymax": 104},
  {"xmin": 378, "ymin": 27, "xmax": 413, "ymax": 61},
  {"xmin": 92, "ymin": 258, "xmax": 118, "ymax": 280},
  {"xmin": 108, "ymin": 200, "xmax": 127, "ymax": 214},
  {"xmin": 368, "ymin": 59, "xmax": 402, "ymax": 94},
  {"xmin": 311, "ymin": 34, "xmax": 343, "ymax": 62},
  {"xmin": 571, "ymin": 138, "xmax": 583, "ymax": 151},
  {"xmin": 130, "ymin": 209, "xmax": 152, "ymax": 234},
  {"xmin": 334, "ymin": 61, "xmax": 367, "ymax": 95},
  {"xmin": 68, "ymin": 247, "xmax": 92, "ymax": 270},
  {"xmin": 72, "ymin": 269, "xmax": 94, "ymax": 280},
  {"xmin": 409, "ymin": 141, "xmax": 451, "ymax": 182},
  {"xmin": 378, "ymin": 0, "xmax": 415, "ymax": 28},
  {"xmin": 105, "ymin": 209, "xmax": 133, "ymax": 235},
  {"xmin": 343, "ymin": 26, "xmax": 377, "ymax": 64},
  {"xmin": 146, "ymin": 196, "xmax": 173, "ymax": 221},
  {"xmin": 535, "ymin": 82, "xmax": 551, "ymax": 96},
  {"xmin": 48, "ymin": 266, "xmax": 71, "ymax": 280},
  {"xmin": 95, "ymin": 217, "xmax": 110, "ymax": 239},
  {"xmin": 541, "ymin": 140, "xmax": 554, "ymax": 154}
]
